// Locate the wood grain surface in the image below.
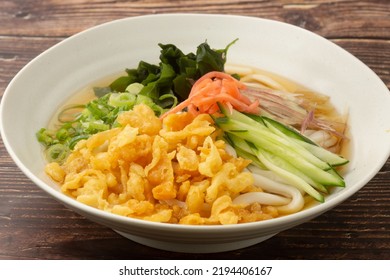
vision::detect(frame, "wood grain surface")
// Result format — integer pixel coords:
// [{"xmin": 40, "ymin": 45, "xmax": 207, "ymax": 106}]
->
[{"xmin": 0, "ymin": 0, "xmax": 389, "ymax": 260}]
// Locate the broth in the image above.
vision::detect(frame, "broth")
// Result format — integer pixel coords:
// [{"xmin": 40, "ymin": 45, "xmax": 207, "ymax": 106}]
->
[{"xmin": 47, "ymin": 71, "xmax": 126, "ymax": 130}]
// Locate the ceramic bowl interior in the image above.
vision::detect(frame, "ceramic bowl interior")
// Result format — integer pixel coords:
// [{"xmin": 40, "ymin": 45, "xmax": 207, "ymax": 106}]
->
[{"xmin": 1, "ymin": 14, "xmax": 390, "ymax": 253}]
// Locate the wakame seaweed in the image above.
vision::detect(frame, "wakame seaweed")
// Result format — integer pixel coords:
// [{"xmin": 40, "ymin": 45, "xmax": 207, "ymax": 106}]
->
[{"xmin": 106, "ymin": 39, "xmax": 238, "ymax": 102}]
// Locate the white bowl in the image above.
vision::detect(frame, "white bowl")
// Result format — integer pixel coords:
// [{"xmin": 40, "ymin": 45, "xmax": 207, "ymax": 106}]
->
[{"xmin": 1, "ymin": 14, "xmax": 390, "ymax": 253}]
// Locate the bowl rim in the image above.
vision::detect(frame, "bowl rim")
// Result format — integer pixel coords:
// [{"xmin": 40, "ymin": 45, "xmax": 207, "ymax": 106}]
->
[{"xmin": 1, "ymin": 13, "xmax": 390, "ymax": 233}]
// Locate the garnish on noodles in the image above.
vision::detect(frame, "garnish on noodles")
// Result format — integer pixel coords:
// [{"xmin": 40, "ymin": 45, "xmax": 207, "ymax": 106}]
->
[{"xmin": 39, "ymin": 41, "xmax": 349, "ymax": 225}]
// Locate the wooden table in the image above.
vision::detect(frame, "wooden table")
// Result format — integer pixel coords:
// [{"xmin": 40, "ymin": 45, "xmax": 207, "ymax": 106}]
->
[{"xmin": 1, "ymin": 0, "xmax": 389, "ymax": 260}]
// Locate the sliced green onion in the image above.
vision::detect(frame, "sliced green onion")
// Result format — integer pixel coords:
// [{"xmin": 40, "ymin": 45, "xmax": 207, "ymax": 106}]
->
[
  {"xmin": 45, "ymin": 144, "xmax": 69, "ymax": 164},
  {"xmin": 125, "ymin": 82, "xmax": 144, "ymax": 94},
  {"xmin": 108, "ymin": 92, "xmax": 136, "ymax": 108}
]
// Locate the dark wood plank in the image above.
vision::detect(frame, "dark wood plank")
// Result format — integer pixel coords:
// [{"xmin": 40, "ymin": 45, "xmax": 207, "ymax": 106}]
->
[
  {"xmin": 0, "ymin": 1, "xmax": 389, "ymax": 39},
  {"xmin": 0, "ymin": 37, "xmax": 62, "ymax": 95},
  {"xmin": 333, "ymin": 39, "xmax": 390, "ymax": 88}
]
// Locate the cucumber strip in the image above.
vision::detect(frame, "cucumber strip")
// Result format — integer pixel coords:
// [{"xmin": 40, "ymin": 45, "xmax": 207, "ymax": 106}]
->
[
  {"xmin": 218, "ymin": 106, "xmax": 331, "ymax": 170},
  {"xmin": 262, "ymin": 119, "xmax": 332, "ymax": 170},
  {"xmin": 291, "ymin": 138, "xmax": 349, "ymax": 166},
  {"xmin": 252, "ymin": 143, "xmax": 329, "ymax": 194},
  {"xmin": 217, "ymin": 117, "xmax": 330, "ymax": 171},
  {"xmin": 256, "ymin": 115, "xmax": 316, "ymax": 144},
  {"xmin": 225, "ymin": 132, "xmax": 252, "ymax": 153},
  {"xmin": 228, "ymin": 132, "xmax": 328, "ymax": 193},
  {"xmin": 217, "ymin": 118, "xmax": 345, "ymax": 187},
  {"xmin": 259, "ymin": 115, "xmax": 348, "ymax": 166},
  {"xmin": 253, "ymin": 147, "xmax": 324, "ymax": 202},
  {"xmin": 327, "ymin": 166, "xmax": 345, "ymax": 182},
  {"xmin": 236, "ymin": 146, "xmax": 267, "ymax": 169},
  {"xmin": 214, "ymin": 104, "xmax": 347, "ymax": 202},
  {"xmin": 224, "ymin": 133, "xmax": 266, "ymax": 169}
]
